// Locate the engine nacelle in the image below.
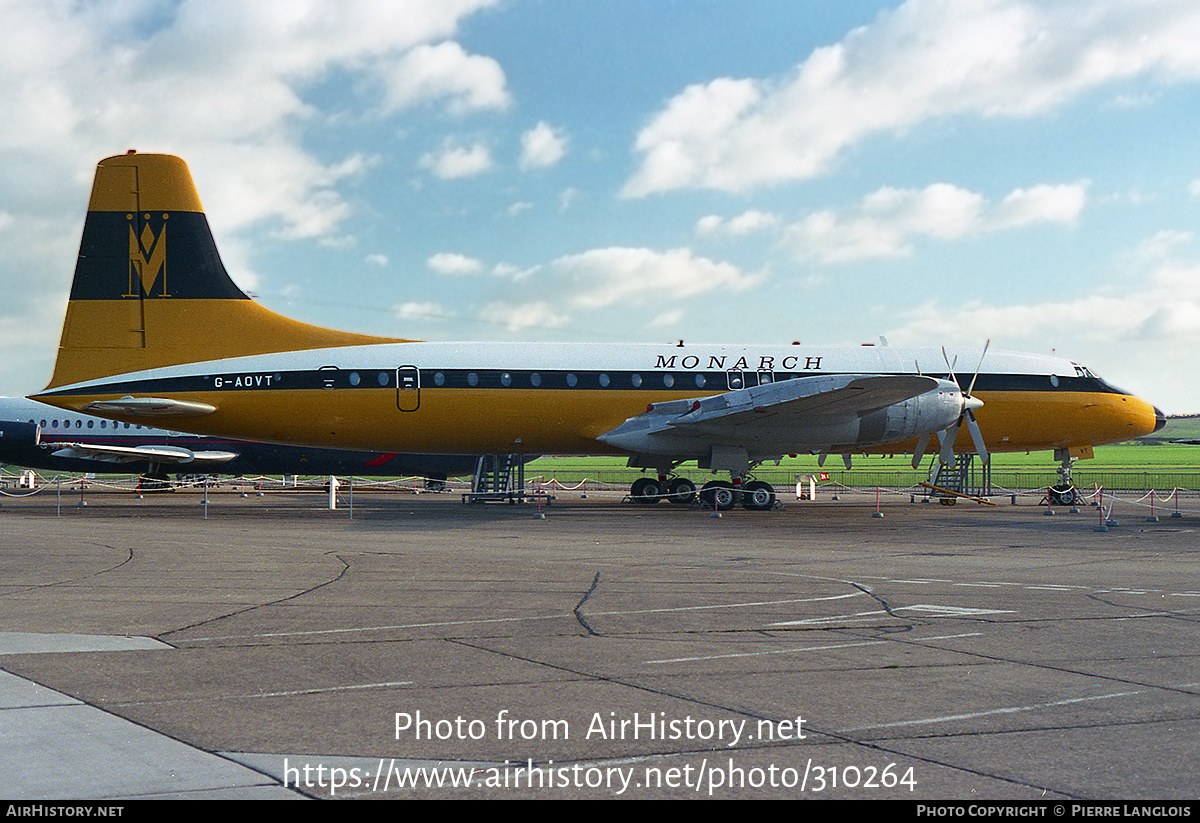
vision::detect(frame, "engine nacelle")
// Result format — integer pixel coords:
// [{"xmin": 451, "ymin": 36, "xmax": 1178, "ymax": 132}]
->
[
  {"xmin": 0, "ymin": 421, "xmax": 41, "ymax": 451},
  {"xmin": 854, "ymin": 382, "xmax": 967, "ymax": 448}
]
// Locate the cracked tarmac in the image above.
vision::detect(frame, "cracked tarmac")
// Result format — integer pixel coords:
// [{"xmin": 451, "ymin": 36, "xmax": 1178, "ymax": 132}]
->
[{"xmin": 0, "ymin": 488, "xmax": 1197, "ymax": 799}]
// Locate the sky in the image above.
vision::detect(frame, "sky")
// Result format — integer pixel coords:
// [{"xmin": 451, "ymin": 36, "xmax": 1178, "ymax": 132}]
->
[{"xmin": 3, "ymin": 0, "xmax": 1200, "ymax": 413}]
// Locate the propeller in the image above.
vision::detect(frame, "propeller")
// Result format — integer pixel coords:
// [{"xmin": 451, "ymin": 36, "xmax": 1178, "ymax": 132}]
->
[{"xmin": 911, "ymin": 341, "xmax": 990, "ymax": 469}]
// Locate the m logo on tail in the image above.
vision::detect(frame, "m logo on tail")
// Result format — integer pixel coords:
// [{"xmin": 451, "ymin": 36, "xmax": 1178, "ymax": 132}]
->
[{"xmin": 127, "ymin": 214, "xmax": 169, "ymax": 298}]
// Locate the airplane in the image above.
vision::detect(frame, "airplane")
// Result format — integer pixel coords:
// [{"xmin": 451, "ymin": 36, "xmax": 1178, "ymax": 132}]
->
[
  {"xmin": 30, "ymin": 152, "xmax": 1165, "ymax": 511},
  {"xmin": 0, "ymin": 396, "xmax": 483, "ymax": 485}
]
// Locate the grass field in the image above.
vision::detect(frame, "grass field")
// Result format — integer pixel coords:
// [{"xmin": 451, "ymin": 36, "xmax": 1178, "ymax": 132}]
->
[{"xmin": 524, "ymin": 440, "xmax": 1200, "ymax": 493}]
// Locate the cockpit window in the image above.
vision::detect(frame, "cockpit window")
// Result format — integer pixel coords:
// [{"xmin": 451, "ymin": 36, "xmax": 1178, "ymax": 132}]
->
[{"xmin": 1072, "ymin": 363, "xmax": 1096, "ymax": 379}]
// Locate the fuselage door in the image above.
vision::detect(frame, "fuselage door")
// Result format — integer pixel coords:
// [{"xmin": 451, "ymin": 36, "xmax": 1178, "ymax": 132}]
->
[{"xmin": 397, "ymin": 365, "xmax": 420, "ymax": 412}]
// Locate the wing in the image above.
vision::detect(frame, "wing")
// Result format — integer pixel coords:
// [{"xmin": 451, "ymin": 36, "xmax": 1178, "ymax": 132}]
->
[
  {"xmin": 597, "ymin": 373, "xmax": 946, "ymax": 456},
  {"xmin": 50, "ymin": 443, "xmax": 238, "ymax": 465}
]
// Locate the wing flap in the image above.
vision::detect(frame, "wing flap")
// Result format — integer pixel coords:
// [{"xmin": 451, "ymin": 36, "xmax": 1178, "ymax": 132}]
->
[{"xmin": 50, "ymin": 443, "xmax": 238, "ymax": 465}]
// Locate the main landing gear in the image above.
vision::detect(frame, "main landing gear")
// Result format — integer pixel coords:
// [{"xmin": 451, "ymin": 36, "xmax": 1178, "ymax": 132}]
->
[
  {"xmin": 631, "ymin": 476, "xmax": 697, "ymax": 505},
  {"xmin": 629, "ymin": 476, "xmax": 776, "ymax": 511}
]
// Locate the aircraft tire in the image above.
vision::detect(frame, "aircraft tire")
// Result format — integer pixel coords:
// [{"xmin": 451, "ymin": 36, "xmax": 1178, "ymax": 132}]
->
[
  {"xmin": 1048, "ymin": 485, "xmax": 1077, "ymax": 506},
  {"xmin": 742, "ymin": 480, "xmax": 776, "ymax": 511},
  {"xmin": 631, "ymin": 477, "xmax": 662, "ymax": 504},
  {"xmin": 667, "ymin": 477, "xmax": 696, "ymax": 505},
  {"xmin": 699, "ymin": 480, "xmax": 739, "ymax": 511}
]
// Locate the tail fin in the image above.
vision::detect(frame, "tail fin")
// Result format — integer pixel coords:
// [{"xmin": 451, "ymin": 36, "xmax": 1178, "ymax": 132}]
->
[{"xmin": 45, "ymin": 152, "xmax": 403, "ymax": 390}]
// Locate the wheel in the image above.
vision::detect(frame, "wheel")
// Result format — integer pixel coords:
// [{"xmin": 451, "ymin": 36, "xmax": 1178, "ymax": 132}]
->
[
  {"xmin": 1048, "ymin": 485, "xmax": 1076, "ymax": 506},
  {"xmin": 667, "ymin": 477, "xmax": 696, "ymax": 505},
  {"xmin": 699, "ymin": 480, "xmax": 739, "ymax": 511},
  {"xmin": 630, "ymin": 476, "xmax": 662, "ymax": 504},
  {"xmin": 742, "ymin": 480, "xmax": 776, "ymax": 511},
  {"xmin": 939, "ymin": 497, "xmax": 957, "ymax": 506}
]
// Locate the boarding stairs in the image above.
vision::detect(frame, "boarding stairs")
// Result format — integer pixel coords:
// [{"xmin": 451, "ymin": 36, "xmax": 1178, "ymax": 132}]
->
[
  {"xmin": 925, "ymin": 454, "xmax": 992, "ymax": 504},
  {"xmin": 463, "ymin": 453, "xmax": 551, "ymax": 504}
]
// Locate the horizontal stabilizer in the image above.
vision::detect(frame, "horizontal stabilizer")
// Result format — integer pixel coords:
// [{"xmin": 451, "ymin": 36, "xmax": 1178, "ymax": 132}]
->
[{"xmin": 82, "ymin": 397, "xmax": 217, "ymax": 417}]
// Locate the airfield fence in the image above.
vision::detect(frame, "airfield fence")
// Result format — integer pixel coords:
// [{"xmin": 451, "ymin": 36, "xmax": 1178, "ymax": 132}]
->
[
  {"xmin": 5, "ymin": 465, "xmax": 1200, "ymax": 498},
  {"xmin": 522, "ymin": 461, "xmax": 1200, "ymax": 494}
]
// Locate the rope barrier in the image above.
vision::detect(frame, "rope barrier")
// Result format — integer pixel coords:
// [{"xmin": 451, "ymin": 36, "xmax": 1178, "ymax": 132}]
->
[{"xmin": 4, "ymin": 467, "xmax": 1198, "ymax": 517}]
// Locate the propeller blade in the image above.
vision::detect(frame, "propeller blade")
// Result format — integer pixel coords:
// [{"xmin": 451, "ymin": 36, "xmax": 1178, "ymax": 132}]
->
[
  {"xmin": 965, "ymin": 339, "xmax": 990, "ymax": 398},
  {"xmin": 842, "ymin": 453, "xmax": 853, "ymax": 470},
  {"xmin": 912, "ymin": 433, "xmax": 931, "ymax": 469},
  {"xmin": 966, "ymin": 410, "xmax": 990, "ymax": 465},
  {"xmin": 939, "ymin": 422, "xmax": 961, "ymax": 466},
  {"xmin": 941, "ymin": 347, "xmax": 959, "ymax": 386},
  {"xmin": 817, "ymin": 453, "xmax": 828, "ymax": 467}
]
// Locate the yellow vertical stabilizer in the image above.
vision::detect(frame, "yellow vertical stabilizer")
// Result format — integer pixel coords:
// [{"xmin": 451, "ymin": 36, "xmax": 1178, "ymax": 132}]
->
[{"xmin": 45, "ymin": 152, "xmax": 405, "ymax": 390}]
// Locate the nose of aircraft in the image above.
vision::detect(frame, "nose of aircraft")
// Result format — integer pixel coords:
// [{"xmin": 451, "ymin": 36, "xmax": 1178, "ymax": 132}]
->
[
  {"xmin": 1081, "ymin": 391, "xmax": 1163, "ymax": 446},
  {"xmin": 1122, "ymin": 395, "xmax": 1165, "ymax": 441}
]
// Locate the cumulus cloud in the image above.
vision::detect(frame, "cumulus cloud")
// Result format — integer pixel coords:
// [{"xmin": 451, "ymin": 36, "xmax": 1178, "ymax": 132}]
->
[
  {"xmin": 419, "ymin": 141, "xmax": 493, "ymax": 179},
  {"xmin": 1138, "ymin": 230, "xmax": 1193, "ymax": 259},
  {"xmin": 649, "ymin": 308, "xmax": 685, "ymax": 327},
  {"xmin": 394, "ymin": 301, "xmax": 450, "ymax": 320},
  {"xmin": 558, "ymin": 187, "xmax": 582, "ymax": 212},
  {"xmin": 479, "ymin": 301, "xmax": 569, "ymax": 332},
  {"xmin": 785, "ymin": 181, "xmax": 1087, "ymax": 263},
  {"xmin": 518, "ymin": 121, "xmax": 568, "ymax": 170},
  {"xmin": 548, "ymin": 247, "xmax": 762, "ymax": 309},
  {"xmin": 458, "ymin": 247, "xmax": 759, "ymax": 335},
  {"xmin": 623, "ymin": 0, "xmax": 1200, "ymax": 195},
  {"xmin": 0, "ymin": 0, "xmax": 500, "ymax": 222},
  {"xmin": 696, "ymin": 210, "xmax": 780, "ymax": 236},
  {"xmin": 427, "ymin": 252, "xmax": 484, "ymax": 275},
  {"xmin": 378, "ymin": 41, "xmax": 509, "ymax": 114}
]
